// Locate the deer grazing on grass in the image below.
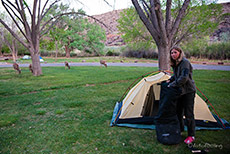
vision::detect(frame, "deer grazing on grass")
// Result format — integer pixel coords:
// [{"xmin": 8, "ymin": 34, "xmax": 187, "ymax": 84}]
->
[
  {"xmin": 13, "ymin": 62, "xmax": 21, "ymax": 74},
  {"xmin": 29, "ymin": 64, "xmax": 33, "ymax": 73},
  {"xmin": 65, "ymin": 61, "xmax": 70, "ymax": 69},
  {"xmin": 100, "ymin": 60, "xmax": 107, "ymax": 67}
]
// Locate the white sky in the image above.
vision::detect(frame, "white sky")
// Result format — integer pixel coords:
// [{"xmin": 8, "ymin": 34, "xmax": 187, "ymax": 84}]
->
[
  {"xmin": 67, "ymin": 0, "xmax": 132, "ymax": 15},
  {"xmin": 70, "ymin": 0, "xmax": 230, "ymax": 15},
  {"xmin": 0, "ymin": 0, "xmax": 229, "ymax": 16}
]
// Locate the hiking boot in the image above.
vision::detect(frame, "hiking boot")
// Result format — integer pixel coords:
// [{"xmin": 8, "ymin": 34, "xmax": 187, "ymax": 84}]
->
[{"xmin": 184, "ymin": 136, "xmax": 195, "ymax": 144}]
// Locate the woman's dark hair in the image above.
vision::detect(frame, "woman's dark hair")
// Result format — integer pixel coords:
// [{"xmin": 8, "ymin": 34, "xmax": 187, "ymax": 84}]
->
[{"xmin": 169, "ymin": 46, "xmax": 184, "ymax": 67}]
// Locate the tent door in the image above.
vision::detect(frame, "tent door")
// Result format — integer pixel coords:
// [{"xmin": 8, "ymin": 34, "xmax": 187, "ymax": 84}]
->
[{"xmin": 141, "ymin": 85, "xmax": 159, "ymax": 117}]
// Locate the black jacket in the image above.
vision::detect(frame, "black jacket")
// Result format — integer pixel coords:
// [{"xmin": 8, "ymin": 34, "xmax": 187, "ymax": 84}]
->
[{"xmin": 168, "ymin": 57, "xmax": 196, "ymax": 95}]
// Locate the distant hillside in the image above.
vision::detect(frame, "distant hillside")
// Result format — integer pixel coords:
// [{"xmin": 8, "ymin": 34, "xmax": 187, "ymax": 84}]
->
[
  {"xmin": 212, "ymin": 2, "xmax": 230, "ymax": 40},
  {"xmin": 88, "ymin": 3, "xmax": 230, "ymax": 46},
  {"xmin": 88, "ymin": 9, "xmax": 124, "ymax": 46}
]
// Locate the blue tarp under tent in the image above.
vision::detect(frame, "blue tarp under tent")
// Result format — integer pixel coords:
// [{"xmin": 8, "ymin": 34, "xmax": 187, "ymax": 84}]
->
[{"xmin": 110, "ymin": 72, "xmax": 230, "ymax": 130}]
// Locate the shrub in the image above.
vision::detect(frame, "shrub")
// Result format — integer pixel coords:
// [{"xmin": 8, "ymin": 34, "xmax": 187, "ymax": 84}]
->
[
  {"xmin": 182, "ymin": 38, "xmax": 230, "ymax": 60},
  {"xmin": 105, "ymin": 50, "xmax": 120, "ymax": 56},
  {"xmin": 182, "ymin": 37, "xmax": 209, "ymax": 58},
  {"xmin": 104, "ymin": 46, "xmax": 122, "ymax": 56},
  {"xmin": 121, "ymin": 49, "xmax": 158, "ymax": 59},
  {"xmin": 120, "ymin": 42, "xmax": 158, "ymax": 59},
  {"xmin": 205, "ymin": 42, "xmax": 230, "ymax": 59}
]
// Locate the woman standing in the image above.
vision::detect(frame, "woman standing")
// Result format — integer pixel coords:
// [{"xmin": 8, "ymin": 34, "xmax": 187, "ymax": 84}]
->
[{"xmin": 167, "ymin": 46, "xmax": 196, "ymax": 144}]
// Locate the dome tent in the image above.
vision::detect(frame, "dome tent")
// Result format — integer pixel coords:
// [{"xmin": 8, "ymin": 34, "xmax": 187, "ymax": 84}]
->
[{"xmin": 110, "ymin": 72, "xmax": 229, "ymax": 130}]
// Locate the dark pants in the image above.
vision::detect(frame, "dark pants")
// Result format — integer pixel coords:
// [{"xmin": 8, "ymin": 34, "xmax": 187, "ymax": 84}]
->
[{"xmin": 177, "ymin": 92, "xmax": 196, "ymax": 136}]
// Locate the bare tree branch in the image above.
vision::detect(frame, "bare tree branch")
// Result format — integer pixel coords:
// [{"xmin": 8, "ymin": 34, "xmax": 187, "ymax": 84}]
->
[
  {"xmin": 18, "ymin": 0, "xmax": 32, "ymax": 37},
  {"xmin": 103, "ymin": 0, "xmax": 113, "ymax": 8},
  {"xmin": 1, "ymin": 1, "xmax": 29, "ymax": 42},
  {"xmin": 37, "ymin": 0, "xmax": 41, "ymax": 27},
  {"xmin": 165, "ymin": 0, "xmax": 172, "ymax": 36},
  {"xmin": 2, "ymin": 0, "xmax": 23, "ymax": 23},
  {"xmin": 0, "ymin": 19, "xmax": 29, "ymax": 49},
  {"xmin": 144, "ymin": 0, "xmax": 160, "ymax": 33},
  {"xmin": 41, "ymin": 0, "xmax": 60, "ymax": 22},
  {"xmin": 21, "ymin": 0, "xmax": 33, "ymax": 17},
  {"xmin": 173, "ymin": 26, "xmax": 193, "ymax": 46},
  {"xmin": 150, "ymin": 1, "xmax": 159, "ymax": 32},
  {"xmin": 131, "ymin": 0, "xmax": 160, "ymax": 43},
  {"xmin": 153, "ymin": 0, "xmax": 167, "ymax": 45},
  {"xmin": 170, "ymin": 0, "xmax": 191, "ymax": 40},
  {"xmin": 41, "ymin": 0, "xmax": 49, "ymax": 17},
  {"xmin": 40, "ymin": 15, "xmax": 62, "ymax": 37}
]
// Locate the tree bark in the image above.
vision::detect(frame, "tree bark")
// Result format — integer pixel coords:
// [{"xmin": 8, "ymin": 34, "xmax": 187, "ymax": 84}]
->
[
  {"xmin": 30, "ymin": 51, "xmax": 42, "ymax": 76},
  {"xmin": 12, "ymin": 38, "xmax": 17, "ymax": 62},
  {"xmin": 0, "ymin": 45, "xmax": 2, "ymax": 57},
  {"xmin": 65, "ymin": 45, "xmax": 71, "ymax": 58},
  {"xmin": 55, "ymin": 41, "xmax": 58, "ymax": 61},
  {"xmin": 157, "ymin": 44, "xmax": 170, "ymax": 71}
]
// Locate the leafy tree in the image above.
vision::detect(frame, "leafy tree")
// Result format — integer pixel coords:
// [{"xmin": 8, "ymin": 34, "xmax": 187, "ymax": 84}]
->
[
  {"xmin": 82, "ymin": 20, "xmax": 106, "ymax": 55},
  {"xmin": 59, "ymin": 18, "xmax": 106, "ymax": 57},
  {"xmin": 118, "ymin": 8, "xmax": 154, "ymax": 51},
  {"xmin": 44, "ymin": 4, "xmax": 105, "ymax": 58},
  {"xmin": 44, "ymin": 3, "xmax": 106, "ymax": 58},
  {"xmin": 43, "ymin": 3, "xmax": 72, "ymax": 59},
  {"xmin": 131, "ymin": 0, "xmax": 221, "ymax": 70}
]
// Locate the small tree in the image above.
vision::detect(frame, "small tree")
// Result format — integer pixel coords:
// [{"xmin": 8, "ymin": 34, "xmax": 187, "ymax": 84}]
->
[{"xmin": 44, "ymin": 4, "xmax": 106, "ymax": 57}]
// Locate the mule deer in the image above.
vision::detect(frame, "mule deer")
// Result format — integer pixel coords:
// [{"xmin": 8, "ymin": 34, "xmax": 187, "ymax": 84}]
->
[
  {"xmin": 100, "ymin": 60, "xmax": 107, "ymax": 67},
  {"xmin": 65, "ymin": 61, "xmax": 70, "ymax": 69},
  {"xmin": 13, "ymin": 63, "xmax": 21, "ymax": 74},
  {"xmin": 29, "ymin": 64, "xmax": 33, "ymax": 73}
]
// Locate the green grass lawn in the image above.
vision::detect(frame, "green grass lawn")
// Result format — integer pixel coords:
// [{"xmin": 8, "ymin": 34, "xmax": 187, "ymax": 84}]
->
[
  {"xmin": 0, "ymin": 56, "xmax": 158, "ymax": 64},
  {"xmin": 0, "ymin": 66, "xmax": 230, "ymax": 154}
]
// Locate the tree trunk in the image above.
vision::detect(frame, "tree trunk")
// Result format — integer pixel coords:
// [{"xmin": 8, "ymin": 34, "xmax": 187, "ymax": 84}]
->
[
  {"xmin": 30, "ymin": 35, "xmax": 42, "ymax": 76},
  {"xmin": 55, "ymin": 41, "xmax": 58, "ymax": 61},
  {"xmin": 31, "ymin": 51, "xmax": 42, "ymax": 76},
  {"xmin": 65, "ymin": 45, "xmax": 70, "ymax": 58},
  {"xmin": 12, "ymin": 38, "xmax": 17, "ymax": 62},
  {"xmin": 157, "ymin": 45, "xmax": 170, "ymax": 71},
  {"xmin": 0, "ymin": 41, "xmax": 2, "ymax": 57}
]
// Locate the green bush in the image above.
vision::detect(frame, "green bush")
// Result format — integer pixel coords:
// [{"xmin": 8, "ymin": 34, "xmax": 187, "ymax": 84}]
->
[
  {"xmin": 105, "ymin": 50, "xmax": 120, "ymax": 56},
  {"xmin": 104, "ymin": 46, "xmax": 122, "ymax": 56},
  {"xmin": 182, "ymin": 37, "xmax": 230, "ymax": 60},
  {"xmin": 121, "ymin": 49, "xmax": 158, "ymax": 59},
  {"xmin": 206, "ymin": 42, "xmax": 230, "ymax": 59},
  {"xmin": 182, "ymin": 37, "xmax": 209, "ymax": 58},
  {"xmin": 120, "ymin": 42, "xmax": 157, "ymax": 59}
]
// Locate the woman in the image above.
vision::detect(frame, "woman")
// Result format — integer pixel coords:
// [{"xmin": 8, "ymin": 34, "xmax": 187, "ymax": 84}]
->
[{"xmin": 167, "ymin": 46, "xmax": 196, "ymax": 144}]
